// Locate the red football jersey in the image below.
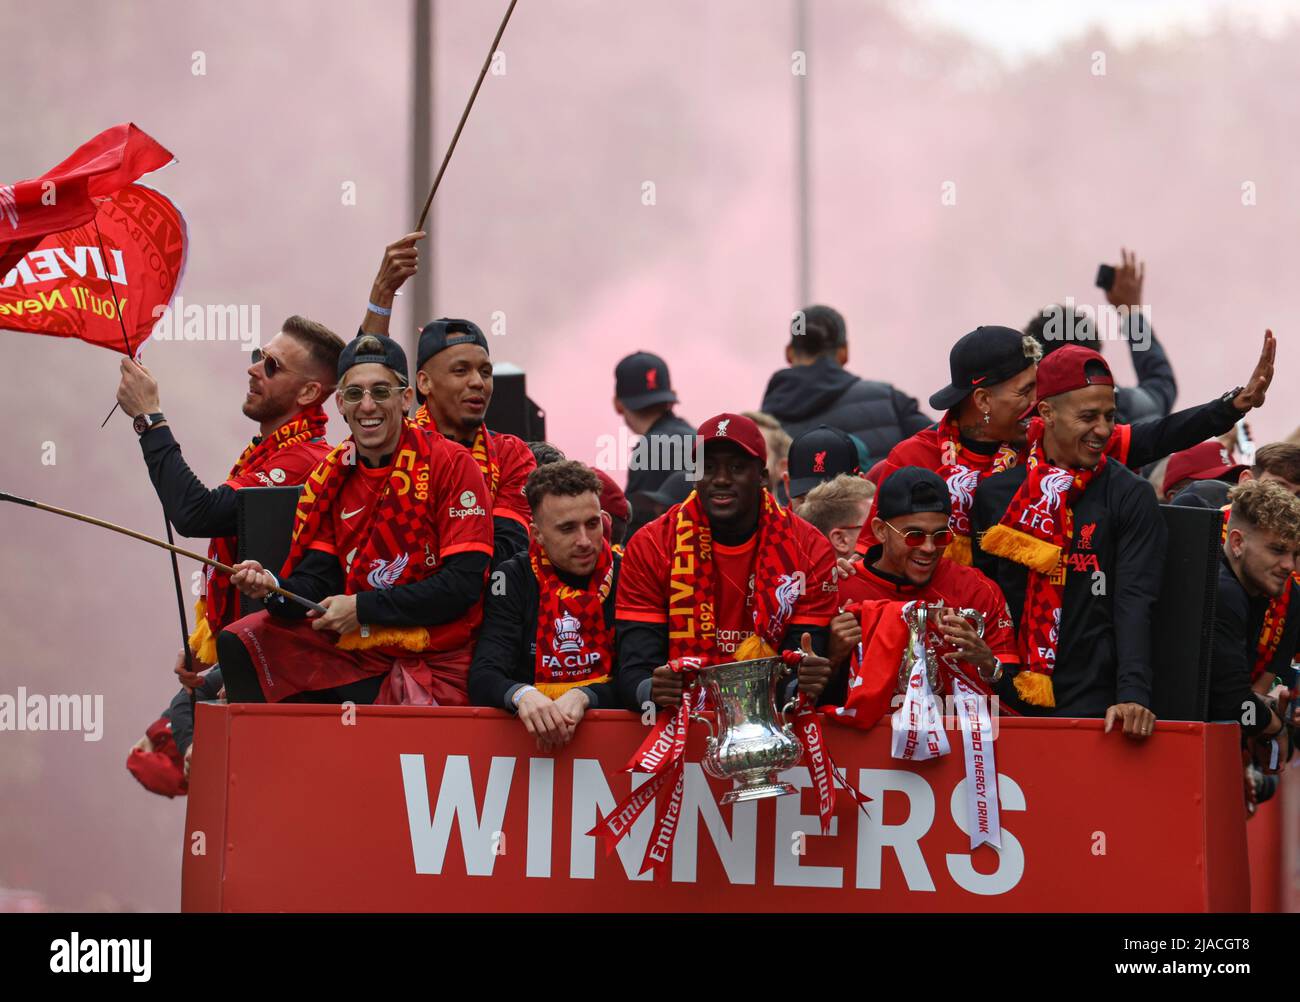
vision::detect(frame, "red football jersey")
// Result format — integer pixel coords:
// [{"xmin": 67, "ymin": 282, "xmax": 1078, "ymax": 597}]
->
[
  {"xmin": 617, "ymin": 507, "xmax": 838, "ymax": 659},
  {"xmin": 306, "ymin": 438, "xmax": 494, "ymax": 651},
  {"xmin": 840, "ymin": 553, "xmax": 1019, "ymax": 666},
  {"xmin": 488, "ymin": 430, "xmax": 536, "ymax": 528},
  {"xmin": 224, "ymin": 438, "xmax": 331, "ymax": 490}
]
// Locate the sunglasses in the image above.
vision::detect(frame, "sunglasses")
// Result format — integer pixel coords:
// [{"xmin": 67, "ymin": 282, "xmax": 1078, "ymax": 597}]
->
[
  {"xmin": 340, "ymin": 383, "xmax": 403, "ymax": 404},
  {"xmin": 250, "ymin": 347, "xmax": 306, "ymax": 380},
  {"xmin": 883, "ymin": 521, "xmax": 954, "ymax": 548}
]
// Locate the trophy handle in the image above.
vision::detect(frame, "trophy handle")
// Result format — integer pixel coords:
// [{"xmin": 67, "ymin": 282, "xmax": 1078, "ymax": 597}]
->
[
  {"xmin": 689, "ymin": 712, "xmax": 716, "ymax": 741},
  {"xmin": 779, "ymin": 699, "xmax": 798, "ymax": 726}
]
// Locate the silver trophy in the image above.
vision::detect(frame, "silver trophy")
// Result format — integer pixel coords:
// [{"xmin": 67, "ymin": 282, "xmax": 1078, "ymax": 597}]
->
[
  {"xmin": 897, "ymin": 601, "xmax": 988, "ymax": 694},
  {"xmin": 691, "ymin": 655, "xmax": 803, "ymax": 803}
]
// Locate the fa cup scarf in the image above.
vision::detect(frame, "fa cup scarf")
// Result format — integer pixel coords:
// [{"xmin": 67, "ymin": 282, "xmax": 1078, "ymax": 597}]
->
[
  {"xmin": 978, "ymin": 418, "xmax": 1103, "ymax": 708},
  {"xmin": 530, "ymin": 537, "xmax": 615, "ymax": 697},
  {"xmin": 188, "ymin": 405, "xmax": 329, "ymax": 663},
  {"xmin": 666, "ymin": 488, "xmax": 803, "ymax": 660},
  {"xmin": 1219, "ymin": 506, "xmax": 1296, "ymax": 682},
  {"xmin": 934, "ymin": 419, "xmax": 1019, "ymax": 566},
  {"xmin": 285, "ymin": 419, "xmax": 441, "ymax": 652},
  {"xmin": 414, "ymin": 406, "xmax": 501, "ymax": 499}
]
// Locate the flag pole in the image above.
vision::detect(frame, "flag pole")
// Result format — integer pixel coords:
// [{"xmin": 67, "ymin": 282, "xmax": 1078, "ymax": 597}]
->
[
  {"xmin": 0, "ymin": 490, "xmax": 327, "ymax": 614},
  {"xmin": 92, "ymin": 212, "xmax": 202, "ymax": 693},
  {"xmin": 414, "ymin": 0, "xmax": 518, "ymax": 231}
]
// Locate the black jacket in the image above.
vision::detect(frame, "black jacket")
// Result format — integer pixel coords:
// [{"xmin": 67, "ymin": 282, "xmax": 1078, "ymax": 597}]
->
[
  {"xmin": 468, "ymin": 551, "xmax": 621, "ymax": 711},
  {"xmin": 1114, "ymin": 313, "xmax": 1177, "ymax": 425},
  {"xmin": 972, "ymin": 459, "xmax": 1167, "ymax": 717},
  {"xmin": 1210, "ymin": 561, "xmax": 1300, "ymax": 735},
  {"xmin": 139, "ymin": 425, "xmax": 239, "ymax": 538},
  {"xmin": 760, "ymin": 356, "xmax": 931, "ymax": 461},
  {"xmin": 625, "ymin": 410, "xmax": 696, "ymax": 536},
  {"xmin": 1122, "ymin": 393, "xmax": 1244, "ymax": 469}
]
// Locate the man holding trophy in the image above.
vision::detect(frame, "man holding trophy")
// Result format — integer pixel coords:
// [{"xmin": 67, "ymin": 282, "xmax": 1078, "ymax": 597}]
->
[
  {"xmin": 830, "ymin": 467, "xmax": 1019, "ymax": 704},
  {"xmin": 614, "ymin": 413, "xmax": 839, "ymax": 711}
]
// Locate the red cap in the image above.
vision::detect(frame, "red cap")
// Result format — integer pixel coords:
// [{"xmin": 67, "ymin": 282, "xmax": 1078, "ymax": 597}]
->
[
  {"xmin": 592, "ymin": 467, "xmax": 630, "ymax": 521},
  {"xmin": 125, "ymin": 717, "xmax": 188, "ymax": 798},
  {"xmin": 1162, "ymin": 440, "xmax": 1247, "ymax": 496},
  {"xmin": 697, "ymin": 413, "xmax": 767, "ymax": 463},
  {"xmin": 1034, "ymin": 345, "xmax": 1114, "ymax": 403}
]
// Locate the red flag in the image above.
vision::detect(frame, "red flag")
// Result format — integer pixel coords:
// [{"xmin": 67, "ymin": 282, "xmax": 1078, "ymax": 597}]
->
[
  {"xmin": 823, "ymin": 599, "xmax": 911, "ymax": 730},
  {"xmin": 0, "ymin": 183, "xmax": 188, "ymax": 355},
  {"xmin": 0, "ymin": 123, "xmax": 173, "ymax": 276}
]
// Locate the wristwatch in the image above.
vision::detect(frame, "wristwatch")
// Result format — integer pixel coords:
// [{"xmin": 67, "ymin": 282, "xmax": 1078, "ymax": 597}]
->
[
  {"xmin": 1222, "ymin": 386, "xmax": 1246, "ymax": 412},
  {"xmin": 978, "ymin": 657, "xmax": 1004, "ymax": 685},
  {"xmin": 133, "ymin": 412, "xmax": 166, "ymax": 435}
]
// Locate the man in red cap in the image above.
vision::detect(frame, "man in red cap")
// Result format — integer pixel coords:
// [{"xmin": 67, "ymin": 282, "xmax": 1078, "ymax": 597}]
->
[
  {"xmin": 615, "ymin": 413, "xmax": 839, "ymax": 710},
  {"xmin": 592, "ymin": 467, "xmax": 632, "ymax": 552},
  {"xmin": 972, "ymin": 346, "xmax": 1177, "ymax": 730},
  {"xmin": 1161, "ymin": 440, "xmax": 1249, "ymax": 502},
  {"xmin": 1170, "ymin": 441, "xmax": 1300, "ymax": 508},
  {"xmin": 870, "ymin": 326, "xmax": 1276, "ymax": 566}
]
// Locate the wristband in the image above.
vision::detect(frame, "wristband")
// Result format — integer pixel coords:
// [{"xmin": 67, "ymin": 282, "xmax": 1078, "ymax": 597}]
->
[
  {"xmin": 512, "ymin": 685, "xmax": 538, "ymax": 709},
  {"xmin": 367, "ymin": 302, "xmax": 392, "ymax": 317}
]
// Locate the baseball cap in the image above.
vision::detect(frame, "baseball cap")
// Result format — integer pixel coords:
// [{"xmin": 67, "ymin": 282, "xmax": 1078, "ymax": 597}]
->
[
  {"xmin": 930, "ymin": 326, "xmax": 1039, "ymax": 412},
  {"xmin": 876, "ymin": 467, "xmax": 952, "ymax": 520},
  {"xmin": 338, "ymin": 333, "xmax": 409, "ymax": 384},
  {"xmin": 615, "ymin": 351, "xmax": 678, "ymax": 410},
  {"xmin": 417, "ymin": 318, "xmax": 489, "ymax": 371},
  {"xmin": 1034, "ymin": 344, "xmax": 1114, "ymax": 403},
  {"xmin": 1162, "ymin": 441, "xmax": 1247, "ymax": 497},
  {"xmin": 125, "ymin": 717, "xmax": 188, "ymax": 798},
  {"xmin": 592, "ymin": 467, "xmax": 631, "ymax": 521},
  {"xmin": 697, "ymin": 413, "xmax": 767, "ymax": 463},
  {"xmin": 787, "ymin": 425, "xmax": 861, "ymax": 499}
]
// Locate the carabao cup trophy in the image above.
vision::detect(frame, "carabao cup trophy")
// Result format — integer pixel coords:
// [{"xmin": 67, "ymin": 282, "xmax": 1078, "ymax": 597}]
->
[
  {"xmin": 691, "ymin": 655, "xmax": 803, "ymax": 803},
  {"xmin": 897, "ymin": 601, "xmax": 988, "ymax": 694}
]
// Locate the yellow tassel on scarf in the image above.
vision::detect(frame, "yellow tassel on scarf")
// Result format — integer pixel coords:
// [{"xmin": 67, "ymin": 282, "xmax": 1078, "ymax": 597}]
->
[
  {"xmin": 1014, "ymin": 669, "xmax": 1055, "ymax": 708},
  {"xmin": 946, "ymin": 533, "xmax": 973, "ymax": 566},
  {"xmin": 187, "ymin": 598, "xmax": 218, "ymax": 665},
  {"xmin": 979, "ymin": 524, "xmax": 1061, "ymax": 574},
  {"xmin": 536, "ymin": 676, "xmax": 610, "ymax": 699},
  {"xmin": 336, "ymin": 625, "xmax": 431, "ymax": 652}
]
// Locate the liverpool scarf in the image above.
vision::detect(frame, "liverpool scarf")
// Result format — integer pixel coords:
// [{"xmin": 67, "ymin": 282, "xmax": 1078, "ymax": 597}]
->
[
  {"xmin": 187, "ymin": 405, "xmax": 329, "ymax": 663},
  {"xmin": 1219, "ymin": 506, "xmax": 1296, "ymax": 682},
  {"xmin": 414, "ymin": 406, "xmax": 501, "ymax": 499},
  {"xmin": 666, "ymin": 488, "xmax": 803, "ymax": 660},
  {"xmin": 285, "ymin": 418, "xmax": 441, "ymax": 652},
  {"xmin": 531, "ymin": 536, "xmax": 615, "ymax": 698},
  {"xmin": 979, "ymin": 418, "xmax": 1103, "ymax": 707},
  {"xmin": 934, "ymin": 419, "xmax": 1020, "ymax": 565}
]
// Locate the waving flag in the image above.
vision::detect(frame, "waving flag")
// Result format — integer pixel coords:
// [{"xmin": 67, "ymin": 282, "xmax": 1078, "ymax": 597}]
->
[{"xmin": 0, "ymin": 125, "xmax": 186, "ymax": 356}]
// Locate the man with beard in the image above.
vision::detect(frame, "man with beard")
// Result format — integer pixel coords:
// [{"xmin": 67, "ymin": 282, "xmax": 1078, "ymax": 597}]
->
[
  {"xmin": 972, "ymin": 346, "xmax": 1169, "ymax": 730},
  {"xmin": 828, "ymin": 468, "xmax": 1018, "ymax": 702},
  {"xmin": 359, "ymin": 233, "xmax": 536, "ymax": 565},
  {"xmin": 219, "ymin": 334, "xmax": 493, "ymax": 705},
  {"xmin": 116, "ymin": 315, "xmax": 344, "ymax": 671},
  {"xmin": 469, "ymin": 461, "xmax": 621, "ymax": 750},
  {"xmin": 872, "ymin": 325, "xmax": 1275, "ymax": 566},
  {"xmin": 615, "ymin": 413, "xmax": 838, "ymax": 711},
  {"xmin": 1210, "ymin": 480, "xmax": 1300, "ymax": 747}
]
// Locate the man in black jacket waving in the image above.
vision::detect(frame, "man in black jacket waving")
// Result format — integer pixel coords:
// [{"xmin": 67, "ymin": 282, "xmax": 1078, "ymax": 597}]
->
[
  {"xmin": 761, "ymin": 304, "xmax": 931, "ymax": 460},
  {"xmin": 469, "ymin": 461, "xmax": 621, "ymax": 751}
]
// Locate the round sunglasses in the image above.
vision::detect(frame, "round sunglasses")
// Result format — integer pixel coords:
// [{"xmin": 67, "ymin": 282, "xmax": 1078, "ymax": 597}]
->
[
  {"xmin": 883, "ymin": 521, "xmax": 954, "ymax": 548},
  {"xmin": 250, "ymin": 347, "xmax": 307, "ymax": 380}
]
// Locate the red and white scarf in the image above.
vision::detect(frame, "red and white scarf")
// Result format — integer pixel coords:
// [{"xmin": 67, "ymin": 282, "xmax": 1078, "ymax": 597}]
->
[
  {"xmin": 530, "ymin": 536, "xmax": 615, "ymax": 698},
  {"xmin": 978, "ymin": 418, "xmax": 1103, "ymax": 708}
]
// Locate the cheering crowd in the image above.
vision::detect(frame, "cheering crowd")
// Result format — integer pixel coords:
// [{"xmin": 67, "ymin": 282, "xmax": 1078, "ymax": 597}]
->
[{"xmin": 123, "ymin": 241, "xmax": 1300, "ymax": 815}]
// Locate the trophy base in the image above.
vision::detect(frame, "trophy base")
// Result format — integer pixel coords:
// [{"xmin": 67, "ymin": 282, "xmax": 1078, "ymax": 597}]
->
[{"xmin": 720, "ymin": 780, "xmax": 799, "ymax": 804}]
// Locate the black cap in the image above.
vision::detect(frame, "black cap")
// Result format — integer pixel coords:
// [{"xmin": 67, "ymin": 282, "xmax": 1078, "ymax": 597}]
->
[
  {"xmin": 615, "ymin": 351, "xmax": 678, "ymax": 410},
  {"xmin": 876, "ymin": 467, "xmax": 952, "ymax": 520},
  {"xmin": 338, "ymin": 333, "xmax": 409, "ymax": 384},
  {"xmin": 929, "ymin": 325, "xmax": 1037, "ymax": 412},
  {"xmin": 787, "ymin": 425, "xmax": 860, "ymax": 499},
  {"xmin": 638, "ymin": 470, "xmax": 693, "ymax": 510}
]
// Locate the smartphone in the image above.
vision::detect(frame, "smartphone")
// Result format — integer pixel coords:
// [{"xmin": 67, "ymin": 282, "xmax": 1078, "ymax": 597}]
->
[{"xmin": 1095, "ymin": 264, "xmax": 1115, "ymax": 291}]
